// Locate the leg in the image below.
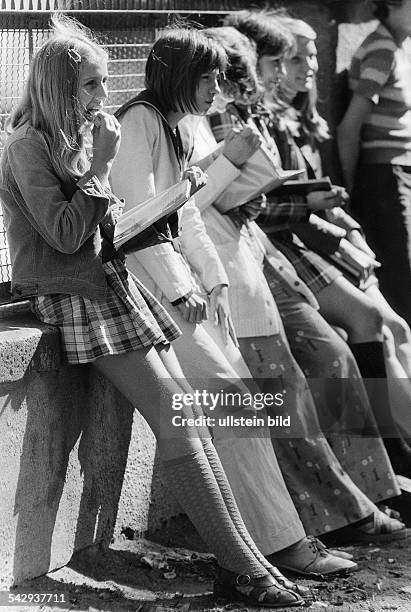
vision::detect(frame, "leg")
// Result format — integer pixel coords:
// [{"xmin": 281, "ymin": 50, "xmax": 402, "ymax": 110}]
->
[
  {"xmin": 365, "ymin": 283, "xmax": 411, "ymax": 377},
  {"xmin": 238, "ymin": 333, "xmax": 405, "ymax": 541},
  {"xmin": 351, "ymin": 163, "xmax": 411, "ymax": 327},
  {"xmin": 93, "ymin": 346, "xmax": 263, "ymax": 575},
  {"xmin": 93, "ymin": 346, "xmax": 304, "ymax": 606},
  {"xmin": 315, "ymin": 277, "xmax": 411, "ymax": 471},
  {"xmin": 279, "ymin": 299, "xmax": 401, "ymax": 494},
  {"xmin": 382, "ymin": 326, "xmax": 411, "ymax": 439},
  {"xmin": 238, "ymin": 333, "xmax": 383, "ymax": 535},
  {"xmin": 159, "ymin": 308, "xmax": 306, "ymax": 556},
  {"xmin": 316, "ymin": 276, "xmax": 383, "ymax": 343}
]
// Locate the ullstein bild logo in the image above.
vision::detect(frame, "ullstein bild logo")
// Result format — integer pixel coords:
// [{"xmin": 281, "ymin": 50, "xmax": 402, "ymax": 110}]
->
[{"xmin": 171, "ymin": 413, "xmax": 291, "ymax": 428}]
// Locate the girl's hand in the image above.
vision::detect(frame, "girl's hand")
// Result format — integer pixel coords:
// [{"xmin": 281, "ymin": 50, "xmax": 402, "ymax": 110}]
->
[
  {"xmin": 223, "ymin": 127, "xmax": 262, "ymax": 168},
  {"xmin": 339, "ymin": 237, "xmax": 379, "ymax": 269},
  {"xmin": 227, "ymin": 195, "xmax": 267, "ymax": 228},
  {"xmin": 209, "ymin": 284, "xmax": 238, "ymax": 346},
  {"xmin": 184, "ymin": 166, "xmax": 207, "ymax": 196},
  {"xmin": 90, "ymin": 111, "xmax": 121, "ymax": 180},
  {"xmin": 347, "ymin": 229, "xmax": 376, "ymax": 259},
  {"xmin": 176, "ymin": 292, "xmax": 208, "ymax": 323},
  {"xmin": 306, "ymin": 186, "xmax": 348, "ymax": 211},
  {"xmin": 109, "ymin": 195, "xmax": 125, "ymax": 221},
  {"xmin": 239, "ymin": 194, "xmax": 267, "ymax": 222}
]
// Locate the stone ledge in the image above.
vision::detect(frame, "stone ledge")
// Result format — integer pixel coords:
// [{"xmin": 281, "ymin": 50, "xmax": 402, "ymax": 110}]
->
[
  {"xmin": 0, "ymin": 314, "xmax": 61, "ymax": 381},
  {"xmin": 0, "ymin": 313, "xmax": 179, "ymax": 588},
  {"xmin": 0, "ymin": 299, "xmax": 31, "ymax": 319}
]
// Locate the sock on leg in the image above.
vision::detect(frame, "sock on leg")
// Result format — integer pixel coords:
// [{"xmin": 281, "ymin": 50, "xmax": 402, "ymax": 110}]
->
[
  {"xmin": 161, "ymin": 447, "xmax": 267, "ymax": 577},
  {"xmin": 200, "ymin": 438, "xmax": 273, "ymax": 571},
  {"xmin": 350, "ymin": 341, "xmax": 411, "ymax": 475}
]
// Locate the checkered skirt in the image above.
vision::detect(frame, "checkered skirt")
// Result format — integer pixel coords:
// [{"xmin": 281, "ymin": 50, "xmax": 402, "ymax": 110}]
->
[
  {"xmin": 31, "ymin": 258, "xmax": 181, "ymax": 364},
  {"xmin": 271, "ymin": 234, "xmax": 342, "ymax": 295}
]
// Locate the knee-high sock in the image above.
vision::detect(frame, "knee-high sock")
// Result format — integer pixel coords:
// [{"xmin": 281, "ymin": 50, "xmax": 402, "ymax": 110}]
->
[
  {"xmin": 161, "ymin": 447, "xmax": 267, "ymax": 577},
  {"xmin": 349, "ymin": 341, "xmax": 400, "ymax": 436},
  {"xmin": 350, "ymin": 340, "xmax": 411, "ymax": 475},
  {"xmin": 201, "ymin": 438, "xmax": 273, "ymax": 571}
]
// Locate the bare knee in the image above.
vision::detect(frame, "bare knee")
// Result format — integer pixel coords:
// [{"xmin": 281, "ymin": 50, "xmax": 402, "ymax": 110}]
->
[
  {"xmin": 364, "ymin": 304, "xmax": 384, "ymax": 336},
  {"xmin": 387, "ymin": 316, "xmax": 411, "ymax": 346},
  {"xmin": 318, "ymin": 279, "xmax": 384, "ymax": 341},
  {"xmin": 345, "ymin": 303, "xmax": 384, "ymax": 342}
]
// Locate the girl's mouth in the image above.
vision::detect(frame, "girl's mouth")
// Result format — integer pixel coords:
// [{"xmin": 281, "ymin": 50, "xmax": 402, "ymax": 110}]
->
[{"xmin": 84, "ymin": 107, "xmax": 101, "ymax": 121}]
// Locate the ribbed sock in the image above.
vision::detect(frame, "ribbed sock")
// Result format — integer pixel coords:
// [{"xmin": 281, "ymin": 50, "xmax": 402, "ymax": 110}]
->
[
  {"xmin": 161, "ymin": 447, "xmax": 267, "ymax": 577},
  {"xmin": 201, "ymin": 438, "xmax": 273, "ymax": 571}
]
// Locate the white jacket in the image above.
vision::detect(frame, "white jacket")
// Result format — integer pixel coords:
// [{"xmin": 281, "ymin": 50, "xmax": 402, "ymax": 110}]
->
[
  {"xmin": 179, "ymin": 115, "xmax": 318, "ymax": 338},
  {"xmin": 110, "ymin": 104, "xmax": 228, "ymax": 304}
]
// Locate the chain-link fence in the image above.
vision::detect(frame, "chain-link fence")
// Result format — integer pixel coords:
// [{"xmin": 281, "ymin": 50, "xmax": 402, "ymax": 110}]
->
[{"xmin": 0, "ymin": 2, "xmax": 251, "ymax": 299}]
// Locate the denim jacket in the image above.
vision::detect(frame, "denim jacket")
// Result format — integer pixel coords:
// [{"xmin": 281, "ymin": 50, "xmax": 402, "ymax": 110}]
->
[{"xmin": 0, "ymin": 124, "xmax": 113, "ymax": 300}]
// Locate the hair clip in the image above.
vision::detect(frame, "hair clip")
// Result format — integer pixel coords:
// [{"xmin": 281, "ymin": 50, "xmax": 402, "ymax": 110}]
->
[
  {"xmin": 68, "ymin": 48, "xmax": 82, "ymax": 64},
  {"xmin": 151, "ymin": 50, "xmax": 168, "ymax": 68}
]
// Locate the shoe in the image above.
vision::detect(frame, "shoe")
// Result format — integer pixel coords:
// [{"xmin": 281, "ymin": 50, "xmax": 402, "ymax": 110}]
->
[
  {"xmin": 377, "ymin": 504, "xmax": 402, "ymax": 521},
  {"xmin": 325, "ymin": 549, "xmax": 353, "ymax": 560},
  {"xmin": 267, "ymin": 565, "xmax": 313, "ymax": 601},
  {"xmin": 214, "ymin": 567, "xmax": 304, "ymax": 608},
  {"xmin": 349, "ymin": 510, "xmax": 411, "ymax": 544},
  {"xmin": 266, "ymin": 536, "xmax": 358, "ymax": 578},
  {"xmin": 313, "ymin": 537, "xmax": 354, "ymax": 561}
]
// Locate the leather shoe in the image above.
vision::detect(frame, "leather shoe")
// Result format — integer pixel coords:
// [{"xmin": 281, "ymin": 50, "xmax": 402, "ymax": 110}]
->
[{"xmin": 266, "ymin": 536, "xmax": 358, "ymax": 578}]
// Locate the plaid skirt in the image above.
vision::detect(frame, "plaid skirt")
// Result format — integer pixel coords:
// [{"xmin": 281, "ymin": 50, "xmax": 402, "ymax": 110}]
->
[
  {"xmin": 271, "ymin": 235, "xmax": 342, "ymax": 295},
  {"xmin": 31, "ymin": 259, "xmax": 182, "ymax": 364}
]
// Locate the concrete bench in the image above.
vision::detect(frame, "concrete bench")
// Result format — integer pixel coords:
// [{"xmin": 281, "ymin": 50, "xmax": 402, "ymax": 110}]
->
[{"xmin": 0, "ymin": 306, "xmax": 179, "ymax": 588}]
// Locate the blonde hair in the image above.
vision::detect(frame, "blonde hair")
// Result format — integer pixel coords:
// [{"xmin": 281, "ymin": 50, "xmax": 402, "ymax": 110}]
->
[
  {"xmin": 10, "ymin": 14, "xmax": 107, "ymax": 181},
  {"xmin": 271, "ymin": 13, "xmax": 330, "ymax": 143}
]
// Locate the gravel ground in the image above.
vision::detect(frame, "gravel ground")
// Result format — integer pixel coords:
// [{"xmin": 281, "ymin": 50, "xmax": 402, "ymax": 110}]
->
[{"xmin": 6, "ymin": 506, "xmax": 411, "ymax": 612}]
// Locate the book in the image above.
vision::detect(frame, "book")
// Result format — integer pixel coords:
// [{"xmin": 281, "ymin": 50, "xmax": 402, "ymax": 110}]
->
[
  {"xmin": 328, "ymin": 242, "xmax": 381, "ymax": 289},
  {"xmin": 114, "ymin": 179, "xmax": 193, "ymax": 251},
  {"xmin": 268, "ymin": 177, "xmax": 333, "ymax": 198},
  {"xmin": 214, "ymin": 143, "xmax": 304, "ymax": 212}
]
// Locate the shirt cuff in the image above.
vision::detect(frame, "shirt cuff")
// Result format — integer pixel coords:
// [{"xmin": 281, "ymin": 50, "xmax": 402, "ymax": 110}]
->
[
  {"xmin": 77, "ymin": 174, "xmax": 109, "ymax": 199},
  {"xmin": 170, "ymin": 289, "xmax": 194, "ymax": 306}
]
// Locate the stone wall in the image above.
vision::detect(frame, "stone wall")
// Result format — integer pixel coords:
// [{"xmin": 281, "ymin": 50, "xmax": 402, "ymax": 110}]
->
[{"xmin": 0, "ymin": 310, "xmax": 179, "ymax": 588}]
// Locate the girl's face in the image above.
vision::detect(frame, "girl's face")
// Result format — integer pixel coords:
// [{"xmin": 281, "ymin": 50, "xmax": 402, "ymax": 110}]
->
[
  {"xmin": 258, "ymin": 54, "xmax": 286, "ymax": 95},
  {"xmin": 282, "ymin": 36, "xmax": 318, "ymax": 98},
  {"xmin": 209, "ymin": 89, "xmax": 234, "ymax": 114},
  {"xmin": 193, "ymin": 69, "xmax": 221, "ymax": 115},
  {"xmin": 78, "ymin": 56, "xmax": 109, "ymax": 121}
]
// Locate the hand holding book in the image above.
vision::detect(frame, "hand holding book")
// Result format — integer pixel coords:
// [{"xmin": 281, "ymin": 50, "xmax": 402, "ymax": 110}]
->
[
  {"xmin": 184, "ymin": 166, "xmax": 208, "ymax": 197},
  {"xmin": 329, "ymin": 237, "xmax": 381, "ymax": 288},
  {"xmin": 113, "ymin": 168, "xmax": 206, "ymax": 253}
]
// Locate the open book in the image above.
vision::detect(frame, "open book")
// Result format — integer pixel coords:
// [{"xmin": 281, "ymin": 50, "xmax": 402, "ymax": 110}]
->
[
  {"xmin": 214, "ymin": 143, "xmax": 304, "ymax": 212},
  {"xmin": 268, "ymin": 177, "xmax": 332, "ymax": 198},
  {"xmin": 114, "ymin": 179, "xmax": 192, "ymax": 251}
]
